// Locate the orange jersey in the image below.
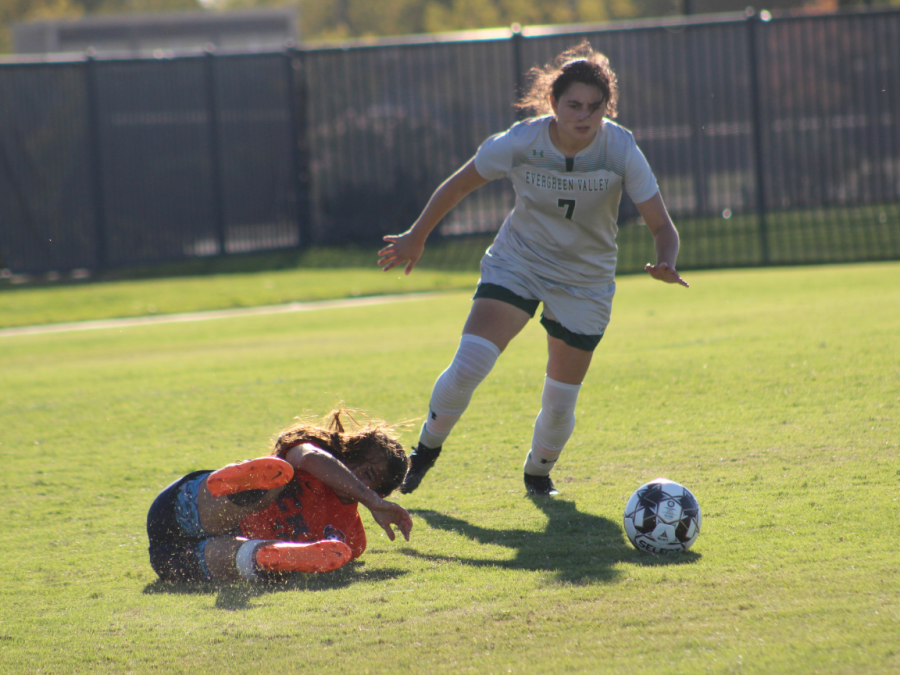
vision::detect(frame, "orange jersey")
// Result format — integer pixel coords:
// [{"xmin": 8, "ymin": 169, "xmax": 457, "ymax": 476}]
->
[{"xmin": 239, "ymin": 471, "xmax": 366, "ymax": 560}]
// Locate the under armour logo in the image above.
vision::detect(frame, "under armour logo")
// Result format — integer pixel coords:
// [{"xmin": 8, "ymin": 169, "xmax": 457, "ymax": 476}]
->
[
  {"xmin": 533, "ymin": 149, "xmax": 544, "ymax": 157},
  {"xmin": 431, "ymin": 411, "xmax": 437, "ymax": 420}
]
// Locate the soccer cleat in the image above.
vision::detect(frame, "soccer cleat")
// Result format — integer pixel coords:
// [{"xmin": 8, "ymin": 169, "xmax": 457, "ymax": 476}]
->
[
  {"xmin": 399, "ymin": 443, "xmax": 442, "ymax": 494},
  {"xmin": 524, "ymin": 472, "xmax": 559, "ymax": 496},
  {"xmin": 254, "ymin": 540, "xmax": 352, "ymax": 574},
  {"xmin": 206, "ymin": 457, "xmax": 294, "ymax": 498}
]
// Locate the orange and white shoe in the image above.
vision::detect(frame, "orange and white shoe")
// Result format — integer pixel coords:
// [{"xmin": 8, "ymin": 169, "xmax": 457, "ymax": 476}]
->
[
  {"xmin": 255, "ymin": 540, "xmax": 352, "ymax": 574},
  {"xmin": 206, "ymin": 457, "xmax": 293, "ymax": 497}
]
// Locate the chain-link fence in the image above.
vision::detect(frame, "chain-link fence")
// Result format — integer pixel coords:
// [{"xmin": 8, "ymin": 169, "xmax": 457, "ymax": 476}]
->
[{"xmin": 1, "ymin": 8, "xmax": 898, "ymax": 275}]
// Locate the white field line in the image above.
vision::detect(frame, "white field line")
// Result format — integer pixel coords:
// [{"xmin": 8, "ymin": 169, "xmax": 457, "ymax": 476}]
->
[{"xmin": 0, "ymin": 291, "xmax": 447, "ymax": 338}]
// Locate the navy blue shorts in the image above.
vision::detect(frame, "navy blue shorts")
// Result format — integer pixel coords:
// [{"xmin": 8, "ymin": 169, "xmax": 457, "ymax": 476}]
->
[{"xmin": 147, "ymin": 470, "xmax": 213, "ymax": 582}]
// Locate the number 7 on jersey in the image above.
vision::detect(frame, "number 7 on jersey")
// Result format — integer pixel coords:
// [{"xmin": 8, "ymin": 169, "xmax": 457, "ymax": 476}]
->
[{"xmin": 558, "ymin": 198, "xmax": 576, "ymax": 220}]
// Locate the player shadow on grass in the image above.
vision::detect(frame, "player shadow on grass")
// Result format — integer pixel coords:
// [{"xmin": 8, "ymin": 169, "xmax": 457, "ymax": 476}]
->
[
  {"xmin": 142, "ymin": 562, "xmax": 409, "ymax": 610},
  {"xmin": 407, "ymin": 497, "xmax": 699, "ymax": 584}
]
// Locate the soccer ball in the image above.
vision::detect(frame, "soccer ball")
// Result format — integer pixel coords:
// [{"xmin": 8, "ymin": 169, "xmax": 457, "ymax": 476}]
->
[{"xmin": 623, "ymin": 478, "xmax": 701, "ymax": 554}]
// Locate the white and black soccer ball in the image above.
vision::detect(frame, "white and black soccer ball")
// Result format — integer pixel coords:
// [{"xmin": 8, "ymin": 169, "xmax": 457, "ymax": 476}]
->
[{"xmin": 623, "ymin": 478, "xmax": 701, "ymax": 554}]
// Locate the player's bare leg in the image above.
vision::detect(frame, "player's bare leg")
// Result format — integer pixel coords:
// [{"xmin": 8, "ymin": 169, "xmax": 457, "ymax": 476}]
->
[
  {"xmin": 545, "ymin": 335, "xmax": 593, "ymax": 386},
  {"xmin": 462, "ymin": 298, "xmax": 532, "ymax": 351}
]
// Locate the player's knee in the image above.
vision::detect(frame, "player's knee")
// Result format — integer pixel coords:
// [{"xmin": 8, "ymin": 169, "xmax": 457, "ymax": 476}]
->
[{"xmin": 430, "ymin": 334, "xmax": 500, "ymax": 414}]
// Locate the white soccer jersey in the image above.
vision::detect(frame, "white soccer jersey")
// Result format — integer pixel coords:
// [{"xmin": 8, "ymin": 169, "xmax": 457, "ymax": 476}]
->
[{"xmin": 474, "ymin": 115, "xmax": 658, "ymax": 286}]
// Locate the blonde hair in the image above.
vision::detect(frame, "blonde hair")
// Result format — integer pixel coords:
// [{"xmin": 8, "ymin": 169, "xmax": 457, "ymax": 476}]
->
[
  {"xmin": 272, "ymin": 408, "xmax": 409, "ymax": 496},
  {"xmin": 516, "ymin": 41, "xmax": 619, "ymax": 119}
]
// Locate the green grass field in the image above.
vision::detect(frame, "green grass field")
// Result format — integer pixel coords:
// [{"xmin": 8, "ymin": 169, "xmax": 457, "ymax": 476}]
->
[{"xmin": 1, "ymin": 262, "xmax": 898, "ymax": 674}]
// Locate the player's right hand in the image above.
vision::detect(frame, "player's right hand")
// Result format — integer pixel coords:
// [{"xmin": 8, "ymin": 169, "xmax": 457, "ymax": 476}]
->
[
  {"xmin": 378, "ymin": 232, "xmax": 424, "ymax": 276},
  {"xmin": 369, "ymin": 500, "xmax": 413, "ymax": 541}
]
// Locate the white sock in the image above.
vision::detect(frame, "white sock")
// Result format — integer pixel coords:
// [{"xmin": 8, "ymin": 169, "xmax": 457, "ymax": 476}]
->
[
  {"xmin": 418, "ymin": 334, "xmax": 501, "ymax": 449},
  {"xmin": 524, "ymin": 376, "xmax": 582, "ymax": 476},
  {"xmin": 234, "ymin": 539, "xmax": 267, "ymax": 581}
]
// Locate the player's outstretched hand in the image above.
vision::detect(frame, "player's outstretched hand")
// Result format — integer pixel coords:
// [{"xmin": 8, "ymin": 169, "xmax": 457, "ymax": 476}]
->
[
  {"xmin": 378, "ymin": 232, "xmax": 424, "ymax": 275},
  {"xmin": 369, "ymin": 499, "xmax": 413, "ymax": 541},
  {"xmin": 644, "ymin": 262, "xmax": 689, "ymax": 288}
]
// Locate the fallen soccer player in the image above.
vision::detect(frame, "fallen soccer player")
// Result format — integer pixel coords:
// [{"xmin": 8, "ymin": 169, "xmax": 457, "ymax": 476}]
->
[{"xmin": 147, "ymin": 409, "xmax": 412, "ymax": 582}]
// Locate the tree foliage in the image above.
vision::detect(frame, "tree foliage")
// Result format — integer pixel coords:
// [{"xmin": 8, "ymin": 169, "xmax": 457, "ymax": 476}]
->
[
  {"xmin": 3, "ymin": 0, "xmax": 897, "ymax": 54},
  {"xmin": 290, "ymin": 0, "xmax": 895, "ymax": 41},
  {"xmin": 292, "ymin": 0, "xmax": 656, "ymax": 42}
]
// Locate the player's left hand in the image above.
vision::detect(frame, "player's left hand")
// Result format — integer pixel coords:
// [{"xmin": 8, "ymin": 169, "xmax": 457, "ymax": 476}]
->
[
  {"xmin": 370, "ymin": 500, "xmax": 413, "ymax": 541},
  {"xmin": 645, "ymin": 262, "xmax": 689, "ymax": 288}
]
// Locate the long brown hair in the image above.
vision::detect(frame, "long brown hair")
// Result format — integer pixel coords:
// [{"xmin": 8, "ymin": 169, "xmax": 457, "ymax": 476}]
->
[
  {"xmin": 516, "ymin": 41, "xmax": 619, "ymax": 119},
  {"xmin": 272, "ymin": 408, "xmax": 409, "ymax": 497}
]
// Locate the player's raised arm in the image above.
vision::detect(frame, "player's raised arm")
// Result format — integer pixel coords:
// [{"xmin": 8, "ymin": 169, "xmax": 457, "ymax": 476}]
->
[
  {"xmin": 636, "ymin": 191, "xmax": 689, "ymax": 288},
  {"xmin": 378, "ymin": 158, "xmax": 489, "ymax": 275}
]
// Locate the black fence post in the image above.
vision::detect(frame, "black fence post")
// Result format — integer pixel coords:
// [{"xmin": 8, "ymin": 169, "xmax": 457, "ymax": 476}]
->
[
  {"xmin": 747, "ymin": 11, "xmax": 770, "ymax": 265},
  {"xmin": 686, "ymin": 26, "xmax": 709, "ymax": 217},
  {"xmin": 85, "ymin": 52, "xmax": 109, "ymax": 271},
  {"xmin": 512, "ymin": 24, "xmax": 526, "ymax": 121},
  {"xmin": 286, "ymin": 47, "xmax": 311, "ymax": 249},
  {"xmin": 204, "ymin": 48, "xmax": 227, "ymax": 256}
]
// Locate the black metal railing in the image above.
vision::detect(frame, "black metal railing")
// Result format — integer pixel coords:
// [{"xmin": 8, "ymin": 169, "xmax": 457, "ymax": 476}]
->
[{"xmin": 1, "ymin": 8, "xmax": 898, "ymax": 275}]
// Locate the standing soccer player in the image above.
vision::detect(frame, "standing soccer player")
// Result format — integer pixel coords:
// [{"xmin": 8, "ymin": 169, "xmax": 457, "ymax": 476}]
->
[{"xmin": 377, "ymin": 42, "xmax": 689, "ymax": 496}]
